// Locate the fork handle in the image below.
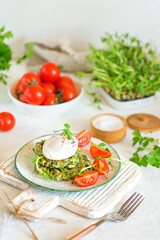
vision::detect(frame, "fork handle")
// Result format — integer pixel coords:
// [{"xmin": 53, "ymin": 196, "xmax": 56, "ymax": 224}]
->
[{"xmin": 68, "ymin": 224, "xmax": 96, "ymax": 240}]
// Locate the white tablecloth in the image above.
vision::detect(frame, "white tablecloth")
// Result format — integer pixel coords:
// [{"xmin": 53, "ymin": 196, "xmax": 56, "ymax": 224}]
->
[{"xmin": 0, "ymin": 61, "xmax": 160, "ymax": 240}]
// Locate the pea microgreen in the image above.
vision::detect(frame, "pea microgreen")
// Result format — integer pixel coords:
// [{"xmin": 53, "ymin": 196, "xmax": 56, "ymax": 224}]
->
[
  {"xmin": 85, "ymin": 89, "xmax": 102, "ymax": 110},
  {"xmin": 17, "ymin": 42, "xmax": 34, "ymax": 64},
  {"xmin": 25, "ymin": 155, "xmax": 51, "ymax": 179},
  {"xmin": 95, "ymin": 157, "xmax": 126, "ymax": 166},
  {"xmin": 91, "ymin": 141, "xmax": 111, "ymax": 152},
  {"xmin": 53, "ymin": 123, "xmax": 75, "ymax": 142},
  {"xmin": 129, "ymin": 130, "xmax": 160, "ymax": 168},
  {"xmin": 76, "ymin": 32, "xmax": 160, "ymax": 101}
]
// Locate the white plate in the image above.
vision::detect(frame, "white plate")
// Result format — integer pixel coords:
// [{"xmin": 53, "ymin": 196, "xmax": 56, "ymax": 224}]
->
[{"xmin": 15, "ymin": 135, "xmax": 121, "ymax": 192}]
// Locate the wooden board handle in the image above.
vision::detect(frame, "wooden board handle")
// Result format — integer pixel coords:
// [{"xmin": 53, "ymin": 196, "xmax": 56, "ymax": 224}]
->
[{"xmin": 68, "ymin": 224, "xmax": 96, "ymax": 240}]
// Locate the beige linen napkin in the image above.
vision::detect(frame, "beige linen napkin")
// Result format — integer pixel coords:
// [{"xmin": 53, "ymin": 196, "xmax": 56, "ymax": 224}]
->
[{"xmin": 23, "ymin": 38, "xmax": 90, "ymax": 73}]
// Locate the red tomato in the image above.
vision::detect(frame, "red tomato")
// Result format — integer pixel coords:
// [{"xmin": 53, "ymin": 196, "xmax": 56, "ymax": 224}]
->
[
  {"xmin": 93, "ymin": 159, "xmax": 109, "ymax": 175},
  {"xmin": 16, "ymin": 72, "xmax": 41, "ymax": 92},
  {"xmin": 41, "ymin": 83, "xmax": 56, "ymax": 94},
  {"xmin": 43, "ymin": 93, "xmax": 57, "ymax": 105},
  {"xmin": 0, "ymin": 112, "xmax": 16, "ymax": 131},
  {"xmin": 40, "ymin": 62, "xmax": 60, "ymax": 83},
  {"xmin": 56, "ymin": 76, "xmax": 74, "ymax": 90},
  {"xmin": 61, "ymin": 86, "xmax": 77, "ymax": 102},
  {"xmin": 76, "ymin": 130, "xmax": 91, "ymax": 147},
  {"xmin": 24, "ymin": 85, "xmax": 46, "ymax": 105},
  {"xmin": 90, "ymin": 144, "xmax": 112, "ymax": 158},
  {"xmin": 74, "ymin": 171, "xmax": 99, "ymax": 187},
  {"xmin": 19, "ymin": 93, "xmax": 27, "ymax": 103}
]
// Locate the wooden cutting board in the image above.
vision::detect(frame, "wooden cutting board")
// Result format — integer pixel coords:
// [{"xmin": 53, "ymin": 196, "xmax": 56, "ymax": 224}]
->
[{"xmin": 0, "ymin": 155, "xmax": 141, "ymax": 221}]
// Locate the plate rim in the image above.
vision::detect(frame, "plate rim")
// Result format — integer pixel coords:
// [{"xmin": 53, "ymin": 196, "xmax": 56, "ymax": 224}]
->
[{"xmin": 14, "ymin": 134, "xmax": 121, "ymax": 192}]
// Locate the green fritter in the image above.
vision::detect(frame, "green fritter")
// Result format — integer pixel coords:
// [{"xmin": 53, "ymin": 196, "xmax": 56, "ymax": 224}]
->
[{"xmin": 32, "ymin": 140, "xmax": 91, "ymax": 181}]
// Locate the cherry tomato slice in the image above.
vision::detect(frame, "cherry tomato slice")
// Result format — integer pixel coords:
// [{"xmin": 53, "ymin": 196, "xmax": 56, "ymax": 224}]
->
[
  {"xmin": 74, "ymin": 171, "xmax": 99, "ymax": 187},
  {"xmin": 76, "ymin": 130, "xmax": 91, "ymax": 147},
  {"xmin": 40, "ymin": 62, "xmax": 60, "ymax": 83},
  {"xmin": 90, "ymin": 144, "xmax": 111, "ymax": 158},
  {"xmin": 93, "ymin": 159, "xmax": 109, "ymax": 175},
  {"xmin": 24, "ymin": 85, "xmax": 46, "ymax": 105},
  {"xmin": 0, "ymin": 112, "xmax": 16, "ymax": 131}
]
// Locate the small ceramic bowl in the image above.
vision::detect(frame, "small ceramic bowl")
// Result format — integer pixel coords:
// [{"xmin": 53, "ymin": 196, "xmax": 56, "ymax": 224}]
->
[
  {"xmin": 8, "ymin": 80, "xmax": 83, "ymax": 119},
  {"xmin": 90, "ymin": 113, "xmax": 127, "ymax": 143}
]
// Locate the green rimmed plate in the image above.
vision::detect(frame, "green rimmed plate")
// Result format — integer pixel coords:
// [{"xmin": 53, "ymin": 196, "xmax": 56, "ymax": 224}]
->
[{"xmin": 15, "ymin": 135, "xmax": 121, "ymax": 192}]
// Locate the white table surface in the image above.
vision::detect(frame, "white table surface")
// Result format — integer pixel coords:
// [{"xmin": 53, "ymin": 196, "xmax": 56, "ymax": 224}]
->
[{"xmin": 0, "ymin": 61, "xmax": 160, "ymax": 240}]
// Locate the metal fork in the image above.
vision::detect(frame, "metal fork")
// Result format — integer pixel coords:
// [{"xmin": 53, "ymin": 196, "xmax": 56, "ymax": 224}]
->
[{"xmin": 68, "ymin": 192, "xmax": 144, "ymax": 240}]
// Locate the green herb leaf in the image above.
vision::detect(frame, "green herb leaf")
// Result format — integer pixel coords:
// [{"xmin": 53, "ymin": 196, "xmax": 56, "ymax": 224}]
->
[
  {"xmin": 64, "ymin": 123, "xmax": 70, "ymax": 129},
  {"xmin": 17, "ymin": 42, "xmax": 34, "ymax": 64},
  {"xmin": 98, "ymin": 143, "xmax": 106, "ymax": 148},
  {"xmin": 129, "ymin": 130, "xmax": 160, "ymax": 168},
  {"xmin": 0, "ymin": 26, "xmax": 13, "ymax": 85}
]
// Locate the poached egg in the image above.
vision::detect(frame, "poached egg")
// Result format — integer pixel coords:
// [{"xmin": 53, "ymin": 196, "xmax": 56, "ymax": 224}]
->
[{"xmin": 43, "ymin": 133, "xmax": 78, "ymax": 160}]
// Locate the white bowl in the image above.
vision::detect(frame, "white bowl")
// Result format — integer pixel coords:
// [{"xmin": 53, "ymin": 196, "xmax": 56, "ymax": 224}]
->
[
  {"xmin": 97, "ymin": 87, "xmax": 155, "ymax": 110},
  {"xmin": 8, "ymin": 80, "xmax": 83, "ymax": 118}
]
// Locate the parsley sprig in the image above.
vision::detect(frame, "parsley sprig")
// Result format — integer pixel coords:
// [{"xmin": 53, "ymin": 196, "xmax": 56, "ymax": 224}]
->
[
  {"xmin": 129, "ymin": 130, "xmax": 160, "ymax": 168},
  {"xmin": 0, "ymin": 26, "xmax": 13, "ymax": 84},
  {"xmin": 0, "ymin": 25, "xmax": 34, "ymax": 85},
  {"xmin": 53, "ymin": 123, "xmax": 75, "ymax": 142}
]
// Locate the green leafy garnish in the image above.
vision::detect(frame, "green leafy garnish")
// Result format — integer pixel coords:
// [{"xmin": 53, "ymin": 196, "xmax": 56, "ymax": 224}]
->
[
  {"xmin": 17, "ymin": 42, "xmax": 34, "ymax": 64},
  {"xmin": 85, "ymin": 89, "xmax": 102, "ymax": 110},
  {"xmin": 53, "ymin": 123, "xmax": 75, "ymax": 142},
  {"xmin": 0, "ymin": 26, "xmax": 13, "ymax": 84},
  {"xmin": 0, "ymin": 25, "xmax": 34, "ymax": 84},
  {"xmin": 129, "ymin": 130, "xmax": 160, "ymax": 168},
  {"xmin": 91, "ymin": 141, "xmax": 111, "ymax": 152},
  {"xmin": 96, "ymin": 157, "xmax": 126, "ymax": 166},
  {"xmin": 98, "ymin": 143, "xmax": 106, "ymax": 148}
]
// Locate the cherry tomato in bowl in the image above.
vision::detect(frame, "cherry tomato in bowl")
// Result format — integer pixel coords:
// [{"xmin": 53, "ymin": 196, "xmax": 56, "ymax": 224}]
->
[
  {"xmin": 24, "ymin": 85, "xmax": 46, "ymax": 105},
  {"xmin": 43, "ymin": 93, "xmax": 57, "ymax": 105},
  {"xmin": 56, "ymin": 76, "xmax": 74, "ymax": 90},
  {"xmin": 61, "ymin": 85, "xmax": 77, "ymax": 102},
  {"xmin": 16, "ymin": 72, "xmax": 41, "ymax": 92},
  {"xmin": 90, "ymin": 143, "xmax": 112, "ymax": 158},
  {"xmin": 0, "ymin": 112, "xmax": 16, "ymax": 131},
  {"xmin": 74, "ymin": 171, "xmax": 99, "ymax": 187},
  {"xmin": 8, "ymin": 76, "xmax": 83, "ymax": 118},
  {"xmin": 76, "ymin": 130, "xmax": 91, "ymax": 147},
  {"xmin": 93, "ymin": 159, "xmax": 109, "ymax": 175},
  {"xmin": 19, "ymin": 92, "xmax": 27, "ymax": 103},
  {"xmin": 41, "ymin": 83, "xmax": 56, "ymax": 94},
  {"xmin": 40, "ymin": 62, "xmax": 60, "ymax": 83}
]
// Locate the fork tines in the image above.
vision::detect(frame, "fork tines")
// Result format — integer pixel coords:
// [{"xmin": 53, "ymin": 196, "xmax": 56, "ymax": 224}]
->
[{"xmin": 118, "ymin": 192, "xmax": 145, "ymax": 217}]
